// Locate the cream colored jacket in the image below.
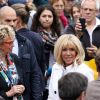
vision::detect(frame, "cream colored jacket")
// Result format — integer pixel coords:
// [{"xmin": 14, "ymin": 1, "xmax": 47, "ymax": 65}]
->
[{"xmin": 48, "ymin": 63, "xmax": 94, "ymax": 100}]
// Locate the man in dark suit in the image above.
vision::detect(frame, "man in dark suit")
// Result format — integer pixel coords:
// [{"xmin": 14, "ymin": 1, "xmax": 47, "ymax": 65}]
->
[
  {"xmin": 85, "ymin": 49, "xmax": 100, "ymax": 100},
  {"xmin": 0, "ymin": 6, "xmax": 43, "ymax": 100},
  {"xmin": 11, "ymin": 3, "xmax": 45, "ymax": 75}
]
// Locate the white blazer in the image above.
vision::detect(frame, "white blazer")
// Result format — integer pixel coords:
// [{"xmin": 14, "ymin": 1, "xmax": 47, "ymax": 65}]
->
[{"xmin": 48, "ymin": 63, "xmax": 94, "ymax": 100}]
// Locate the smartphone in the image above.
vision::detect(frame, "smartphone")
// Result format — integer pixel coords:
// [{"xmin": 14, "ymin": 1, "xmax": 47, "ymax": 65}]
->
[{"xmin": 79, "ymin": 18, "xmax": 86, "ymax": 31}]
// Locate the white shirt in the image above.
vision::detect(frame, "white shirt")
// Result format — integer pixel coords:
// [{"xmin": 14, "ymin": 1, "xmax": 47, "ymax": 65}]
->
[
  {"xmin": 27, "ymin": 10, "xmax": 36, "ymax": 29},
  {"xmin": 87, "ymin": 18, "xmax": 100, "ymax": 44},
  {"xmin": 12, "ymin": 38, "xmax": 18, "ymax": 56},
  {"xmin": 48, "ymin": 63, "xmax": 94, "ymax": 100}
]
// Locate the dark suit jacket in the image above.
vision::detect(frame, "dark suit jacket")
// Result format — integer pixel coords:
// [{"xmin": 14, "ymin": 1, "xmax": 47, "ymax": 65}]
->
[
  {"xmin": 85, "ymin": 77, "xmax": 100, "ymax": 100},
  {"xmin": 17, "ymin": 28, "xmax": 45, "ymax": 75},
  {"xmin": 16, "ymin": 33, "xmax": 44, "ymax": 100}
]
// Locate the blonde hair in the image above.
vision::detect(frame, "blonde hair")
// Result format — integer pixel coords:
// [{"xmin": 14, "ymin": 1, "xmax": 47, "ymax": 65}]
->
[
  {"xmin": 0, "ymin": 25, "xmax": 15, "ymax": 44},
  {"xmin": 81, "ymin": 0, "xmax": 100, "ymax": 10},
  {"xmin": 54, "ymin": 34, "xmax": 85, "ymax": 65}
]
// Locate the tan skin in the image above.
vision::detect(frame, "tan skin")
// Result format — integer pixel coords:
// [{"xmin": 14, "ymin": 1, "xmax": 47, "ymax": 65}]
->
[{"xmin": 61, "ymin": 45, "xmax": 77, "ymax": 67}]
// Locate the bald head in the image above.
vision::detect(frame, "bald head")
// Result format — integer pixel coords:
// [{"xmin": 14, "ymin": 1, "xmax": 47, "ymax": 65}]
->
[
  {"xmin": 0, "ymin": 6, "xmax": 16, "ymax": 18},
  {"xmin": 0, "ymin": 6, "xmax": 17, "ymax": 28}
]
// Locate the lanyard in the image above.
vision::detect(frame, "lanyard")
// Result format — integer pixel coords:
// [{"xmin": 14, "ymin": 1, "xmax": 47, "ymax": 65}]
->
[{"xmin": 0, "ymin": 70, "xmax": 10, "ymax": 86}]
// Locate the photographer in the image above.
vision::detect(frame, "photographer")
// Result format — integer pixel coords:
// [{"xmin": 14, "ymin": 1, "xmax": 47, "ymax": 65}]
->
[{"xmin": 64, "ymin": 0, "xmax": 99, "ymax": 61}]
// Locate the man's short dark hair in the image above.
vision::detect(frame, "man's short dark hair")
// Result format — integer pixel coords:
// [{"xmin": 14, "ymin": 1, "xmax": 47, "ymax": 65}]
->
[{"xmin": 58, "ymin": 72, "xmax": 88, "ymax": 100}]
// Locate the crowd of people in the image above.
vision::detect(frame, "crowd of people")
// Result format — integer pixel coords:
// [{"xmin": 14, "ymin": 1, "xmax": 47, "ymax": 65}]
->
[{"xmin": 0, "ymin": 0, "xmax": 100, "ymax": 100}]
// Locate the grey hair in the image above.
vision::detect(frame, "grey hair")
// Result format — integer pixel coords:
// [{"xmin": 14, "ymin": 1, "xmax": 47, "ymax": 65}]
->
[
  {"xmin": 81, "ymin": 0, "xmax": 100, "ymax": 10},
  {"xmin": 0, "ymin": 25, "xmax": 15, "ymax": 44}
]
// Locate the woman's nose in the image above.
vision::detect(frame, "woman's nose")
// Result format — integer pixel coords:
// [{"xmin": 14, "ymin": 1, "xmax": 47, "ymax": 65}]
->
[
  {"xmin": 46, "ymin": 17, "xmax": 49, "ymax": 21},
  {"xmin": 66, "ymin": 50, "xmax": 71, "ymax": 55}
]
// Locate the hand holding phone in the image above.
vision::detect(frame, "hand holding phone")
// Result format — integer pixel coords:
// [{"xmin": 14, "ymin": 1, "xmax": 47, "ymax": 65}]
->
[{"xmin": 79, "ymin": 18, "xmax": 86, "ymax": 31}]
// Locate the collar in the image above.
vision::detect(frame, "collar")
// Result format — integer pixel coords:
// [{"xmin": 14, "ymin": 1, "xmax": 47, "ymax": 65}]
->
[
  {"xmin": 17, "ymin": 28, "xmax": 29, "ymax": 32},
  {"xmin": 62, "ymin": 61, "xmax": 78, "ymax": 70}
]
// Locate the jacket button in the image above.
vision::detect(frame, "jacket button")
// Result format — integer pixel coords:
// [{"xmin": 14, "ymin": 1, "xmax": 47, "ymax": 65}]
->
[{"xmin": 54, "ymin": 91, "xmax": 56, "ymax": 94}]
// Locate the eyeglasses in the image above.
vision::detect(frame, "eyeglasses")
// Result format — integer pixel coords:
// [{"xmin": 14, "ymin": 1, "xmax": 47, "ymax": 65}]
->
[
  {"xmin": 82, "ymin": 8, "xmax": 96, "ymax": 12},
  {"xmin": 4, "ymin": 41, "xmax": 14, "ymax": 45}
]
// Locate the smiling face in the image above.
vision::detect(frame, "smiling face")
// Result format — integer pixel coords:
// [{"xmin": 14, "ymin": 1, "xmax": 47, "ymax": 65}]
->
[
  {"xmin": 72, "ymin": 6, "xmax": 81, "ymax": 22},
  {"xmin": 39, "ymin": 9, "xmax": 53, "ymax": 30},
  {"xmin": 61, "ymin": 44, "xmax": 77, "ymax": 66}
]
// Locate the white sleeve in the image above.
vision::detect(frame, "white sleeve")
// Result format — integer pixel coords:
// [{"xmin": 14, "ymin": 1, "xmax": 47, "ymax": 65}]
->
[{"xmin": 47, "ymin": 67, "xmax": 55, "ymax": 100}]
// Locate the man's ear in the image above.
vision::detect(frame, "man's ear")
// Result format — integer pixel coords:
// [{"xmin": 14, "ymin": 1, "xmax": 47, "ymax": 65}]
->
[
  {"xmin": 77, "ymin": 91, "xmax": 86, "ymax": 100},
  {"xmin": 96, "ymin": 9, "xmax": 99, "ymax": 16}
]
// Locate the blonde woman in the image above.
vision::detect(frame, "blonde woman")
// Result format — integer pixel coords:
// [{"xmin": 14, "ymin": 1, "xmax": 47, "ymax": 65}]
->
[
  {"xmin": 48, "ymin": 34, "xmax": 94, "ymax": 100},
  {"xmin": 0, "ymin": 25, "xmax": 25, "ymax": 100}
]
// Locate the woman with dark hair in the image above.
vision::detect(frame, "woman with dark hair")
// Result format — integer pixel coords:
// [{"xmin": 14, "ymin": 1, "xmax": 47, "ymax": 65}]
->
[
  {"xmin": 63, "ymin": 2, "xmax": 82, "ymax": 37},
  {"xmin": 70, "ymin": 2, "xmax": 81, "ymax": 23},
  {"xmin": 31, "ymin": 4, "xmax": 61, "ymax": 100},
  {"xmin": 31, "ymin": 4, "xmax": 61, "ymax": 68}
]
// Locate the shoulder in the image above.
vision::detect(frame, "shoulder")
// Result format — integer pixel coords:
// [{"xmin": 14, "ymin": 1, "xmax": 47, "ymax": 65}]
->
[
  {"xmin": 79, "ymin": 63, "xmax": 93, "ymax": 72},
  {"xmin": 16, "ymin": 33, "xmax": 27, "ymax": 42},
  {"xmin": 89, "ymin": 77, "xmax": 100, "ymax": 86},
  {"xmin": 86, "ymin": 79, "xmax": 100, "ymax": 99},
  {"xmin": 77, "ymin": 63, "xmax": 94, "ymax": 81},
  {"xmin": 63, "ymin": 22, "xmax": 76, "ymax": 34},
  {"xmin": 87, "ymin": 79, "xmax": 100, "ymax": 93},
  {"xmin": 16, "ymin": 34, "xmax": 35, "ymax": 56},
  {"xmin": 52, "ymin": 63, "xmax": 62, "ymax": 70},
  {"xmin": 78, "ymin": 63, "xmax": 94, "ymax": 75},
  {"xmin": 51, "ymin": 63, "xmax": 63, "ymax": 77},
  {"xmin": 16, "ymin": 33, "xmax": 32, "ymax": 45},
  {"xmin": 30, "ymin": 31, "xmax": 42, "ymax": 42}
]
